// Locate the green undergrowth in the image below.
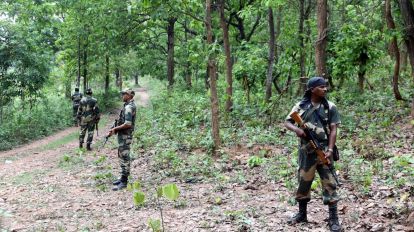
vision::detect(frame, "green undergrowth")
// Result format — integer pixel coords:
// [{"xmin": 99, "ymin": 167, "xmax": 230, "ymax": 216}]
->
[
  {"xmin": 0, "ymin": 96, "xmax": 72, "ymax": 151},
  {"xmin": 135, "ymin": 76, "xmax": 413, "ymax": 196}
]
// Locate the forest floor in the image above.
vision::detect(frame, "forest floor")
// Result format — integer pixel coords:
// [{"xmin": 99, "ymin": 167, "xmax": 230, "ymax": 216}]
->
[{"xmin": 0, "ymin": 87, "xmax": 413, "ymax": 232}]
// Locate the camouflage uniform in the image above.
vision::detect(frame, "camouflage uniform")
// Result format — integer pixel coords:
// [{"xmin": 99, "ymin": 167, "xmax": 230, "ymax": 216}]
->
[
  {"xmin": 286, "ymin": 100, "xmax": 341, "ymax": 205},
  {"xmin": 71, "ymin": 90, "xmax": 83, "ymax": 126},
  {"xmin": 77, "ymin": 93, "xmax": 99, "ymax": 149},
  {"xmin": 116, "ymin": 99, "xmax": 136, "ymax": 179}
]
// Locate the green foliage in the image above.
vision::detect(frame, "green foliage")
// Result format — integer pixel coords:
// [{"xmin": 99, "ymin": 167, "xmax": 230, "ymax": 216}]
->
[
  {"xmin": 0, "ymin": 18, "xmax": 52, "ymax": 107},
  {"xmin": 148, "ymin": 218, "xmax": 162, "ymax": 232},
  {"xmin": 58, "ymin": 153, "xmax": 84, "ymax": 169},
  {"xmin": 162, "ymin": 183, "xmax": 180, "ymax": 201},
  {"xmin": 328, "ymin": 3, "xmax": 384, "ymax": 81},
  {"xmin": 133, "ymin": 191, "xmax": 146, "ymax": 206},
  {"xmin": 247, "ymin": 156, "xmax": 264, "ymax": 168},
  {"xmin": 0, "ymin": 94, "xmax": 72, "ymax": 150}
]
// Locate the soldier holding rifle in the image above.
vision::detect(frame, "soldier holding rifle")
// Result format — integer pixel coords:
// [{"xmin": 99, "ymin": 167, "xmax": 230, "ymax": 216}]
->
[
  {"xmin": 106, "ymin": 89, "xmax": 136, "ymax": 191},
  {"xmin": 284, "ymin": 77, "xmax": 342, "ymax": 232}
]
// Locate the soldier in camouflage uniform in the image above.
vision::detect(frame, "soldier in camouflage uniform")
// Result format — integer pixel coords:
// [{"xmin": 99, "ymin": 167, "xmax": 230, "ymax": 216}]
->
[
  {"xmin": 284, "ymin": 77, "xmax": 342, "ymax": 232},
  {"xmin": 77, "ymin": 88, "xmax": 100, "ymax": 151},
  {"xmin": 107, "ymin": 89, "xmax": 136, "ymax": 191},
  {"xmin": 71, "ymin": 87, "xmax": 83, "ymax": 126}
]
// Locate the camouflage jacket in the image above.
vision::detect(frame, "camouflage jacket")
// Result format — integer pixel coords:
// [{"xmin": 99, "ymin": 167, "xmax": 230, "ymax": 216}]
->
[
  {"xmin": 286, "ymin": 100, "xmax": 341, "ymax": 145},
  {"xmin": 77, "ymin": 95, "xmax": 99, "ymax": 123},
  {"xmin": 71, "ymin": 92, "xmax": 83, "ymax": 106},
  {"xmin": 117, "ymin": 99, "xmax": 136, "ymax": 135}
]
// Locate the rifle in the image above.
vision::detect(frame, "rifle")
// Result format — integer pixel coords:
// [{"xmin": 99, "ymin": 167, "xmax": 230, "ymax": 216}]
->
[
  {"xmin": 103, "ymin": 119, "xmax": 117, "ymax": 147},
  {"xmin": 290, "ymin": 112, "xmax": 340, "ymax": 185}
]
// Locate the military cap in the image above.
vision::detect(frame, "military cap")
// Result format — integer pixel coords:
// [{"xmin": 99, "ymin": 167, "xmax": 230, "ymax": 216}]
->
[
  {"xmin": 121, "ymin": 88, "xmax": 135, "ymax": 97},
  {"xmin": 85, "ymin": 88, "xmax": 92, "ymax": 94},
  {"xmin": 307, "ymin": 77, "xmax": 327, "ymax": 90}
]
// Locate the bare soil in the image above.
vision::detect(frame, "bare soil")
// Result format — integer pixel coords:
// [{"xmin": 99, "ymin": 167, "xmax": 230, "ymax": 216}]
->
[{"xmin": 0, "ymin": 88, "xmax": 413, "ymax": 232}]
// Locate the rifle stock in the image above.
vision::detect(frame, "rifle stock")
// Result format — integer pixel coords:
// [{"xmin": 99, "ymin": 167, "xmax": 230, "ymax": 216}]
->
[{"xmin": 290, "ymin": 112, "xmax": 330, "ymax": 165}]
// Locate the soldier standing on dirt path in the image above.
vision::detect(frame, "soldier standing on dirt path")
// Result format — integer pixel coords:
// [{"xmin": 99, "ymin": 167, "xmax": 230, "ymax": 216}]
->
[
  {"xmin": 107, "ymin": 89, "xmax": 136, "ymax": 191},
  {"xmin": 77, "ymin": 88, "xmax": 100, "ymax": 151},
  {"xmin": 284, "ymin": 77, "xmax": 342, "ymax": 232},
  {"xmin": 71, "ymin": 87, "xmax": 83, "ymax": 126}
]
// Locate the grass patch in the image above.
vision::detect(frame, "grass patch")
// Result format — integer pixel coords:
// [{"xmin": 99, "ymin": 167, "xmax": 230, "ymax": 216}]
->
[
  {"xmin": 13, "ymin": 170, "xmax": 45, "ymax": 185},
  {"xmin": 58, "ymin": 152, "xmax": 85, "ymax": 169},
  {"xmin": 39, "ymin": 131, "xmax": 78, "ymax": 151}
]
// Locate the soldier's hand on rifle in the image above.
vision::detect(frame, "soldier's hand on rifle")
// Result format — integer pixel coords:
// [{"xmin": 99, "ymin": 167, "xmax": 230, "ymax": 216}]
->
[
  {"xmin": 107, "ymin": 128, "xmax": 116, "ymax": 137},
  {"xmin": 325, "ymin": 148, "xmax": 333, "ymax": 159}
]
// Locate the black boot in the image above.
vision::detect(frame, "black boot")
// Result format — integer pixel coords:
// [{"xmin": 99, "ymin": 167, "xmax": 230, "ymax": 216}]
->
[
  {"xmin": 112, "ymin": 178, "xmax": 121, "ymax": 185},
  {"xmin": 328, "ymin": 204, "xmax": 342, "ymax": 232},
  {"xmin": 112, "ymin": 176, "xmax": 128, "ymax": 191},
  {"xmin": 86, "ymin": 143, "xmax": 92, "ymax": 151},
  {"xmin": 288, "ymin": 201, "xmax": 308, "ymax": 224}
]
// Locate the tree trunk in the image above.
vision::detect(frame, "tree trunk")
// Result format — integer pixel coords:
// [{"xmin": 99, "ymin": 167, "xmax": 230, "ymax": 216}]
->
[
  {"xmin": 399, "ymin": 0, "xmax": 414, "ymax": 79},
  {"xmin": 315, "ymin": 0, "xmax": 329, "ymax": 83},
  {"xmin": 386, "ymin": 0, "xmax": 403, "ymax": 100},
  {"xmin": 298, "ymin": 0, "xmax": 306, "ymax": 77},
  {"xmin": 400, "ymin": 43, "xmax": 408, "ymax": 72},
  {"xmin": 82, "ymin": 42, "xmax": 88, "ymax": 92},
  {"xmin": 358, "ymin": 69, "xmax": 365, "ymax": 93},
  {"xmin": 265, "ymin": 7, "xmax": 276, "ymax": 103},
  {"xmin": 218, "ymin": 0, "xmax": 233, "ymax": 111},
  {"xmin": 105, "ymin": 54, "xmax": 110, "ymax": 96},
  {"xmin": 205, "ymin": 0, "xmax": 220, "ymax": 153},
  {"xmin": 119, "ymin": 69, "xmax": 123, "ymax": 91},
  {"xmin": 134, "ymin": 73, "xmax": 139, "ymax": 86},
  {"xmin": 272, "ymin": 6, "xmax": 282, "ymax": 94},
  {"xmin": 205, "ymin": 65, "xmax": 210, "ymax": 89},
  {"xmin": 184, "ymin": 20, "xmax": 192, "ymax": 88},
  {"xmin": 167, "ymin": 17, "xmax": 177, "ymax": 89},
  {"xmin": 77, "ymin": 37, "xmax": 81, "ymax": 88},
  {"xmin": 115, "ymin": 67, "xmax": 121, "ymax": 90}
]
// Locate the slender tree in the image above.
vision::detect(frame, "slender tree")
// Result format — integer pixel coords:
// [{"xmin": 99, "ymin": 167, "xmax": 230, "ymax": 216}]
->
[
  {"xmin": 399, "ymin": 0, "xmax": 414, "ymax": 79},
  {"xmin": 205, "ymin": 0, "xmax": 220, "ymax": 153},
  {"xmin": 218, "ymin": 0, "xmax": 233, "ymax": 112},
  {"xmin": 82, "ymin": 38, "xmax": 88, "ymax": 92},
  {"xmin": 385, "ymin": 0, "xmax": 403, "ymax": 100},
  {"xmin": 167, "ymin": 17, "xmax": 177, "ymax": 88},
  {"xmin": 105, "ymin": 54, "xmax": 110, "ymax": 95},
  {"xmin": 265, "ymin": 7, "xmax": 276, "ymax": 103},
  {"xmin": 298, "ymin": 0, "xmax": 306, "ymax": 77},
  {"xmin": 77, "ymin": 36, "xmax": 81, "ymax": 88},
  {"xmin": 315, "ymin": 0, "xmax": 328, "ymax": 83}
]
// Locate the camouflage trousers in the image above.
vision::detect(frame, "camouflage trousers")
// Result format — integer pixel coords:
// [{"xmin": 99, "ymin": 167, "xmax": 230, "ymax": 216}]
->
[
  {"xmin": 79, "ymin": 122, "xmax": 95, "ymax": 145},
  {"xmin": 117, "ymin": 133, "xmax": 133, "ymax": 178},
  {"xmin": 296, "ymin": 148, "xmax": 339, "ymax": 205}
]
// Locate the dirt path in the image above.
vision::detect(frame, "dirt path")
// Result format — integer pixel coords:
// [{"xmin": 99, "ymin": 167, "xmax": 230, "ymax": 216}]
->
[
  {"xmin": 0, "ymin": 87, "xmax": 412, "ymax": 232},
  {"xmin": 0, "ymin": 88, "xmax": 152, "ymax": 231}
]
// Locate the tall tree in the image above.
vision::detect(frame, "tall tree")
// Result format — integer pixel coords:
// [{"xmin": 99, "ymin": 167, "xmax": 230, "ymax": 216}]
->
[
  {"xmin": 385, "ymin": 0, "xmax": 403, "ymax": 100},
  {"xmin": 205, "ymin": 0, "xmax": 220, "ymax": 153},
  {"xmin": 218, "ymin": 0, "xmax": 233, "ymax": 112},
  {"xmin": 167, "ymin": 17, "xmax": 177, "ymax": 88},
  {"xmin": 398, "ymin": 0, "xmax": 414, "ymax": 79},
  {"xmin": 265, "ymin": 7, "xmax": 276, "ymax": 103},
  {"xmin": 315, "ymin": 0, "xmax": 328, "ymax": 82}
]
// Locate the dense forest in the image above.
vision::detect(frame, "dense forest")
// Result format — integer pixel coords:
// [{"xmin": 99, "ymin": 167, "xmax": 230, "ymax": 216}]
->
[{"xmin": 0, "ymin": 0, "xmax": 413, "ymax": 231}]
